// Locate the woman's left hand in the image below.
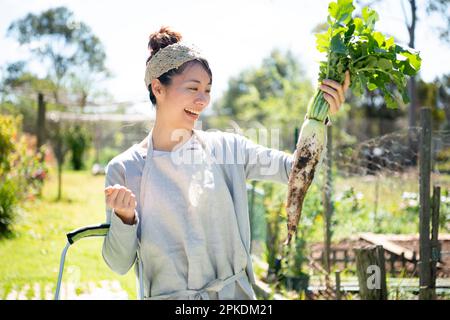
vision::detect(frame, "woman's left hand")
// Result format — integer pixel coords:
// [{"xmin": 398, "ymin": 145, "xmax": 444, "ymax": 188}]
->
[{"xmin": 319, "ymin": 70, "xmax": 351, "ymax": 115}]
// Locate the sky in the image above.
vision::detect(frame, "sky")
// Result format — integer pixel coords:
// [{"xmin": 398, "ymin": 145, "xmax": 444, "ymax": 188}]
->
[{"xmin": 0, "ymin": 0, "xmax": 449, "ymax": 116}]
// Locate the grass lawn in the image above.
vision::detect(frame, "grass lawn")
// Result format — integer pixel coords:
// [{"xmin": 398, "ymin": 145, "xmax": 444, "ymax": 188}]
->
[
  {"xmin": 334, "ymin": 169, "xmax": 450, "ymax": 212},
  {"xmin": 282, "ymin": 167, "xmax": 450, "ymax": 244},
  {"xmin": 330, "ymin": 168, "xmax": 450, "ymax": 239},
  {"xmin": 0, "ymin": 168, "xmax": 136, "ymax": 300}
]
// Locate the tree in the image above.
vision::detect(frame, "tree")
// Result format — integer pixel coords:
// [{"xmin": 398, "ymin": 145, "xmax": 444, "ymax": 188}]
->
[
  {"xmin": 3, "ymin": 7, "xmax": 110, "ymax": 200},
  {"xmin": 1, "ymin": 61, "xmax": 55, "ymax": 101},
  {"xmin": 0, "ymin": 61, "xmax": 57, "ymax": 147},
  {"xmin": 7, "ymin": 6, "xmax": 109, "ymax": 107},
  {"xmin": 211, "ymin": 49, "xmax": 314, "ymax": 151},
  {"xmin": 436, "ymin": 74, "xmax": 450, "ymax": 129},
  {"xmin": 425, "ymin": 0, "xmax": 450, "ymax": 45},
  {"xmin": 46, "ymin": 118, "xmax": 70, "ymax": 201},
  {"xmin": 416, "ymin": 74, "xmax": 450, "ymax": 130}
]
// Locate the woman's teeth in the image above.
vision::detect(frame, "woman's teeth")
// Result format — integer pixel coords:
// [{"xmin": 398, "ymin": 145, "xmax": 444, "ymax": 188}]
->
[{"xmin": 184, "ymin": 108, "xmax": 200, "ymax": 115}]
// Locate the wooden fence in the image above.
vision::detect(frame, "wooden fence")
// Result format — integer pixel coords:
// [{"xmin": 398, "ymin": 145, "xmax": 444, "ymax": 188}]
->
[{"xmin": 316, "ymin": 248, "xmax": 419, "ymax": 275}]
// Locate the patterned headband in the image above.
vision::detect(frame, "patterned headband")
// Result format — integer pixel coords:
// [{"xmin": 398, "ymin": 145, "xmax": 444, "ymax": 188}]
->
[{"xmin": 144, "ymin": 42, "xmax": 206, "ymax": 89}]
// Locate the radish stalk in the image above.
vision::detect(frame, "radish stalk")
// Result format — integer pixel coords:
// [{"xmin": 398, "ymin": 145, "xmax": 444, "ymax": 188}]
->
[
  {"xmin": 284, "ymin": 88, "xmax": 330, "ymax": 245},
  {"xmin": 285, "ymin": 116, "xmax": 327, "ymax": 245}
]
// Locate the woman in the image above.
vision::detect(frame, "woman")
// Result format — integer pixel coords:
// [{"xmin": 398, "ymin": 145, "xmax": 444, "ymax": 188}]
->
[{"xmin": 103, "ymin": 26, "xmax": 350, "ymax": 300}]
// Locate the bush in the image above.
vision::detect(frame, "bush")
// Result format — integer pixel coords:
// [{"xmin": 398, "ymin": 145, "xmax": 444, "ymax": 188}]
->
[
  {"xmin": 65, "ymin": 124, "xmax": 92, "ymax": 170},
  {"xmin": 0, "ymin": 115, "xmax": 47, "ymax": 236},
  {"xmin": 0, "ymin": 115, "xmax": 17, "ymax": 174},
  {"xmin": 0, "ymin": 180, "xmax": 18, "ymax": 237}
]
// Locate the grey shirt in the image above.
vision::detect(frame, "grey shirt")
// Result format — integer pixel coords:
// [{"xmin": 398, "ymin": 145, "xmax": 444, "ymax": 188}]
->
[{"xmin": 103, "ymin": 130, "xmax": 293, "ymax": 299}]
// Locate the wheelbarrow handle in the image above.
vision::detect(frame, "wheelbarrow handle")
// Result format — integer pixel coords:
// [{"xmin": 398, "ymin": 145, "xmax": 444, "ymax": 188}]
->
[{"xmin": 66, "ymin": 223, "xmax": 110, "ymax": 244}]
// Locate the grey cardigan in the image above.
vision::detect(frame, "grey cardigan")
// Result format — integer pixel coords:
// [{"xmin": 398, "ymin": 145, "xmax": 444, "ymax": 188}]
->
[{"xmin": 102, "ymin": 129, "xmax": 296, "ymax": 288}]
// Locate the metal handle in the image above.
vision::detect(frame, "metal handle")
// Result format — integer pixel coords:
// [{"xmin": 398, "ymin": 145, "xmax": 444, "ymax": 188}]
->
[
  {"xmin": 66, "ymin": 223, "xmax": 110, "ymax": 244},
  {"xmin": 56, "ymin": 223, "xmax": 145, "ymax": 300},
  {"xmin": 55, "ymin": 224, "xmax": 111, "ymax": 299}
]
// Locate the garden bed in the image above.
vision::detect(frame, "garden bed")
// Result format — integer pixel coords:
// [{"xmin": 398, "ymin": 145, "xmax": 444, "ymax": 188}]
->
[{"xmin": 308, "ymin": 233, "xmax": 450, "ymax": 277}]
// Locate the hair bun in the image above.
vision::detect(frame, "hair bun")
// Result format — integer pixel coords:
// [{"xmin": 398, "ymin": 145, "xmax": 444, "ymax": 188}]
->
[{"xmin": 148, "ymin": 26, "xmax": 182, "ymax": 59}]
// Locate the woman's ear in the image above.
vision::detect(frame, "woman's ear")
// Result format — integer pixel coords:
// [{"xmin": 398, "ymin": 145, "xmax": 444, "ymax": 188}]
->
[{"xmin": 151, "ymin": 79, "xmax": 166, "ymax": 100}]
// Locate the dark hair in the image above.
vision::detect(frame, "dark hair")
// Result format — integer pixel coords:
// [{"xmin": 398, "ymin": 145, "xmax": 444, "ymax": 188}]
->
[{"xmin": 146, "ymin": 26, "xmax": 212, "ymax": 106}]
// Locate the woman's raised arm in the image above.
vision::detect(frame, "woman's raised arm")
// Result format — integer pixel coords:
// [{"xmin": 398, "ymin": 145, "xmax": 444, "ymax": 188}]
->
[{"xmin": 102, "ymin": 160, "xmax": 139, "ymax": 275}]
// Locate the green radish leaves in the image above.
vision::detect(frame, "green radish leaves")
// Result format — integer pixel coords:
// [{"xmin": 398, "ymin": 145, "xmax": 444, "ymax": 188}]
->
[
  {"xmin": 362, "ymin": 7, "xmax": 379, "ymax": 31},
  {"xmin": 330, "ymin": 35, "xmax": 347, "ymax": 54},
  {"xmin": 316, "ymin": 0, "xmax": 422, "ymax": 109},
  {"xmin": 329, "ymin": 0, "xmax": 354, "ymax": 25}
]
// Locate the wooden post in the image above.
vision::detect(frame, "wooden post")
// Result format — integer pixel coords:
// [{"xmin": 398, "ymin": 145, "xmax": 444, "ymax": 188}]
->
[
  {"xmin": 412, "ymin": 251, "xmax": 417, "ymax": 272},
  {"xmin": 37, "ymin": 92, "xmax": 46, "ymax": 151},
  {"xmin": 389, "ymin": 253, "xmax": 396, "ymax": 276},
  {"xmin": 335, "ymin": 271, "xmax": 341, "ymax": 300},
  {"xmin": 344, "ymin": 250, "xmax": 349, "ymax": 268},
  {"xmin": 419, "ymin": 107, "xmax": 432, "ymax": 300},
  {"xmin": 430, "ymin": 185, "xmax": 441, "ymax": 299},
  {"xmin": 355, "ymin": 245, "xmax": 388, "ymax": 300},
  {"xmin": 401, "ymin": 252, "xmax": 406, "ymax": 269},
  {"xmin": 323, "ymin": 125, "xmax": 333, "ymax": 274}
]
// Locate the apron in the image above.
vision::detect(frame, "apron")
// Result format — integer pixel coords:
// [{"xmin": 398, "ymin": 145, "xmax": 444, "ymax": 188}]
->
[{"xmin": 137, "ymin": 129, "xmax": 254, "ymax": 300}]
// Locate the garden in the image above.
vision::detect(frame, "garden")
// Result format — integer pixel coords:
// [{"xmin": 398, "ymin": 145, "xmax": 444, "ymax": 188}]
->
[{"xmin": 1, "ymin": 0, "xmax": 449, "ymax": 300}]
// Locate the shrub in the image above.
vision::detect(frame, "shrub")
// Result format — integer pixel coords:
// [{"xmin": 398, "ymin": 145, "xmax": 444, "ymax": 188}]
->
[
  {"xmin": 0, "ymin": 115, "xmax": 47, "ymax": 236},
  {"xmin": 0, "ymin": 115, "xmax": 17, "ymax": 175},
  {"xmin": 0, "ymin": 179, "xmax": 18, "ymax": 236},
  {"xmin": 65, "ymin": 124, "xmax": 92, "ymax": 170}
]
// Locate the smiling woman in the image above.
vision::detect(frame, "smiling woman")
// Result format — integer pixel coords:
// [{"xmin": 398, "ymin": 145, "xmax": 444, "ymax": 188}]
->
[
  {"xmin": 101, "ymin": 25, "xmax": 349, "ymax": 300},
  {"xmin": 143, "ymin": 26, "xmax": 213, "ymax": 151}
]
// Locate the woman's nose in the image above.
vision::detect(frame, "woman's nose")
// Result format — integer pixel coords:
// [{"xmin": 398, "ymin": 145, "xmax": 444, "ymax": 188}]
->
[{"xmin": 195, "ymin": 93, "xmax": 209, "ymax": 106}]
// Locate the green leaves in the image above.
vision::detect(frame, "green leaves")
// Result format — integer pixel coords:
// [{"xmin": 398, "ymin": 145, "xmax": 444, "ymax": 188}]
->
[
  {"xmin": 378, "ymin": 58, "xmax": 393, "ymax": 71},
  {"xmin": 330, "ymin": 34, "xmax": 347, "ymax": 54},
  {"xmin": 328, "ymin": 0, "xmax": 355, "ymax": 25},
  {"xmin": 367, "ymin": 82, "xmax": 378, "ymax": 91},
  {"xmin": 315, "ymin": 0, "xmax": 422, "ymax": 109},
  {"xmin": 315, "ymin": 30, "xmax": 331, "ymax": 53},
  {"xmin": 402, "ymin": 50, "xmax": 422, "ymax": 71},
  {"xmin": 385, "ymin": 36, "xmax": 395, "ymax": 49},
  {"xmin": 362, "ymin": 7, "xmax": 379, "ymax": 31},
  {"xmin": 372, "ymin": 31, "xmax": 385, "ymax": 47},
  {"xmin": 394, "ymin": 46, "xmax": 422, "ymax": 77}
]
